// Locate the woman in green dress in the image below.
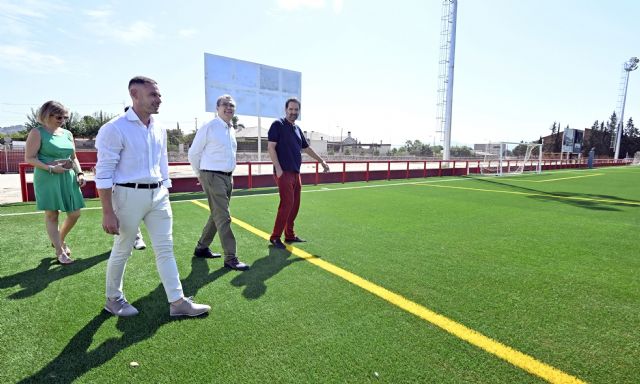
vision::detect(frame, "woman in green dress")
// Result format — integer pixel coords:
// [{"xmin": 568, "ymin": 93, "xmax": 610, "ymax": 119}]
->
[{"xmin": 25, "ymin": 101, "xmax": 86, "ymax": 264}]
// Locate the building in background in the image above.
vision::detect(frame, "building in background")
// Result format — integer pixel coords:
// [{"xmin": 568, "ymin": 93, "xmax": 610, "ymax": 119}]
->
[{"xmin": 234, "ymin": 127, "xmax": 391, "ymax": 156}]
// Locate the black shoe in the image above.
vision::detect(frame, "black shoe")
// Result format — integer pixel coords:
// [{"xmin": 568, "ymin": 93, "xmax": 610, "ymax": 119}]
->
[
  {"xmin": 285, "ymin": 236, "xmax": 306, "ymax": 243},
  {"xmin": 269, "ymin": 238, "xmax": 286, "ymax": 249},
  {"xmin": 224, "ymin": 257, "xmax": 250, "ymax": 271},
  {"xmin": 193, "ymin": 247, "xmax": 222, "ymax": 259}
]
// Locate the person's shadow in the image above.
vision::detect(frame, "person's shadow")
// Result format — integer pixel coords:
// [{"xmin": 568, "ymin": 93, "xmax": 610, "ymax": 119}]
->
[
  {"xmin": 0, "ymin": 252, "xmax": 110, "ymax": 299},
  {"xmin": 17, "ymin": 256, "xmax": 230, "ymax": 384},
  {"xmin": 230, "ymin": 246, "xmax": 305, "ymax": 299}
]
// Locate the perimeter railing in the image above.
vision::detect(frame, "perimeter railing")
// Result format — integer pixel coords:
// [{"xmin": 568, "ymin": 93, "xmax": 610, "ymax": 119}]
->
[{"xmin": 18, "ymin": 158, "xmax": 631, "ymax": 202}]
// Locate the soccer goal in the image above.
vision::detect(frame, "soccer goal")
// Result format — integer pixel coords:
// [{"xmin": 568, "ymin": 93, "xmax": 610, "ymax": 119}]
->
[
  {"xmin": 632, "ymin": 152, "xmax": 640, "ymax": 165},
  {"xmin": 480, "ymin": 142, "xmax": 543, "ymax": 176}
]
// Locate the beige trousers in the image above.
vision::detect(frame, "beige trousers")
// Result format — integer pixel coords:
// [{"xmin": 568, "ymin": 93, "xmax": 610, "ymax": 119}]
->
[{"xmin": 197, "ymin": 172, "xmax": 236, "ymax": 260}]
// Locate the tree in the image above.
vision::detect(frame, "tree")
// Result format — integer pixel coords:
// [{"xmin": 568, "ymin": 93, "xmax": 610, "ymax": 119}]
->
[
  {"xmin": 24, "ymin": 108, "xmax": 39, "ymax": 131},
  {"xmin": 553, "ymin": 123, "xmax": 563, "ymax": 153},
  {"xmin": 183, "ymin": 132, "xmax": 196, "ymax": 147},
  {"xmin": 544, "ymin": 122, "xmax": 562, "ymax": 153},
  {"xmin": 390, "ymin": 147, "xmax": 407, "ymax": 156},
  {"xmin": 79, "ymin": 115, "xmax": 97, "ymax": 138},
  {"xmin": 582, "ymin": 120, "xmax": 600, "ymax": 156},
  {"xmin": 449, "ymin": 146, "xmax": 473, "ymax": 157},
  {"xmin": 512, "ymin": 143, "xmax": 528, "ymax": 157},
  {"xmin": 23, "ymin": 108, "xmax": 113, "ymax": 139},
  {"xmin": 83, "ymin": 111, "xmax": 114, "ymax": 139},
  {"xmin": 64, "ymin": 112, "xmax": 83, "ymax": 137},
  {"xmin": 9, "ymin": 130, "xmax": 28, "ymax": 141},
  {"xmin": 166, "ymin": 124, "xmax": 184, "ymax": 147},
  {"xmin": 399, "ymin": 140, "xmax": 435, "ymax": 157},
  {"xmin": 621, "ymin": 117, "xmax": 640, "ymax": 157}
]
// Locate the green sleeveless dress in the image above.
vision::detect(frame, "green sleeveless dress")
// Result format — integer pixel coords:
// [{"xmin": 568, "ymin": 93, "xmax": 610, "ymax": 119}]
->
[{"xmin": 34, "ymin": 126, "xmax": 85, "ymax": 212}]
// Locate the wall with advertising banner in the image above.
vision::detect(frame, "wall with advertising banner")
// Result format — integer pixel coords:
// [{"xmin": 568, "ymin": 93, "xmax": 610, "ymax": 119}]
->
[{"xmin": 562, "ymin": 128, "xmax": 584, "ymax": 154}]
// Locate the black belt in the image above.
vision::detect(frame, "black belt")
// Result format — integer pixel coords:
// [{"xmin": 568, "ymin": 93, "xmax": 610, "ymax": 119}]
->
[
  {"xmin": 201, "ymin": 170, "xmax": 232, "ymax": 176},
  {"xmin": 116, "ymin": 182, "xmax": 162, "ymax": 189}
]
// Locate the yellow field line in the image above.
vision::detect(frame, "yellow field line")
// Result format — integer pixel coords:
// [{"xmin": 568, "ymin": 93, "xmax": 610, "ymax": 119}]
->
[
  {"xmin": 423, "ymin": 184, "xmax": 640, "ymax": 206},
  {"xmin": 190, "ymin": 199, "xmax": 586, "ymax": 384},
  {"xmin": 518, "ymin": 174, "xmax": 603, "ymax": 183}
]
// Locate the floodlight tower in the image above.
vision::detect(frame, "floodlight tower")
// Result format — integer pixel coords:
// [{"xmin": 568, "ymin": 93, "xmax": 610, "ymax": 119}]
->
[
  {"xmin": 613, "ymin": 56, "xmax": 639, "ymax": 159},
  {"xmin": 435, "ymin": 0, "xmax": 458, "ymax": 161}
]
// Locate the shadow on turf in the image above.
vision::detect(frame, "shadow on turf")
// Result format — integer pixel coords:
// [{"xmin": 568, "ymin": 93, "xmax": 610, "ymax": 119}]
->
[
  {"xmin": 230, "ymin": 246, "xmax": 304, "ymax": 299},
  {"xmin": 469, "ymin": 176, "xmax": 640, "ymax": 211},
  {"xmin": 17, "ymin": 256, "xmax": 229, "ymax": 384},
  {"xmin": 0, "ymin": 252, "xmax": 110, "ymax": 300}
]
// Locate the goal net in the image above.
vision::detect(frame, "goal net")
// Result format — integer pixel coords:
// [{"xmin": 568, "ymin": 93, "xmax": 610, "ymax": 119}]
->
[
  {"xmin": 633, "ymin": 152, "xmax": 640, "ymax": 165},
  {"xmin": 480, "ymin": 142, "xmax": 543, "ymax": 176}
]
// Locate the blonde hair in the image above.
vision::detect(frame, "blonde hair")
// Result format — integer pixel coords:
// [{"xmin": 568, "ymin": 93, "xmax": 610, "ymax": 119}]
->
[{"xmin": 37, "ymin": 100, "xmax": 68, "ymax": 124}]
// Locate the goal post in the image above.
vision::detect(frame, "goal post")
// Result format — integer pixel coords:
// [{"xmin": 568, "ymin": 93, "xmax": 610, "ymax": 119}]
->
[{"xmin": 480, "ymin": 142, "xmax": 543, "ymax": 176}]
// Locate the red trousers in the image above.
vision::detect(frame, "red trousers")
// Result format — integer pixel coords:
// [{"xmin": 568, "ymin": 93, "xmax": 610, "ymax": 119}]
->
[{"xmin": 270, "ymin": 171, "xmax": 301, "ymax": 240}]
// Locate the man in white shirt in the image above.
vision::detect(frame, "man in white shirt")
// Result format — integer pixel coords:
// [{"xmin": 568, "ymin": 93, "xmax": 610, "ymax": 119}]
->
[
  {"xmin": 188, "ymin": 94, "xmax": 249, "ymax": 271},
  {"xmin": 95, "ymin": 76, "xmax": 210, "ymax": 317}
]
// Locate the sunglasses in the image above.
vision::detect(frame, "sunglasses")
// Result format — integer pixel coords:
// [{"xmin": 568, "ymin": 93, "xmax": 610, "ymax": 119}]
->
[
  {"xmin": 52, "ymin": 115, "xmax": 70, "ymax": 121},
  {"xmin": 219, "ymin": 102, "xmax": 236, "ymax": 108}
]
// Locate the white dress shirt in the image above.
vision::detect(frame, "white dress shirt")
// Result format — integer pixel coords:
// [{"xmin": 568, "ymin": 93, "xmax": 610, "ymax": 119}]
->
[
  {"xmin": 188, "ymin": 116, "xmax": 237, "ymax": 177},
  {"xmin": 95, "ymin": 108, "xmax": 171, "ymax": 189}
]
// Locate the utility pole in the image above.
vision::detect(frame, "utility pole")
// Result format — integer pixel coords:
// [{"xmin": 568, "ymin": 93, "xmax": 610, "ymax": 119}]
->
[{"xmin": 195, "ymin": 117, "xmax": 198, "ymax": 132}]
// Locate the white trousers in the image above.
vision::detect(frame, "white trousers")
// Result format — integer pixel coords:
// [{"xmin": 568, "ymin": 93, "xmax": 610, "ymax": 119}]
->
[{"xmin": 105, "ymin": 185, "xmax": 183, "ymax": 303}]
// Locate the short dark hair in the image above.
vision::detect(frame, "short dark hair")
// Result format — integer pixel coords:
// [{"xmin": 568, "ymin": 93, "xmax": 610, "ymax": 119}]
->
[
  {"xmin": 285, "ymin": 97, "xmax": 301, "ymax": 109},
  {"xmin": 128, "ymin": 76, "xmax": 157, "ymax": 89}
]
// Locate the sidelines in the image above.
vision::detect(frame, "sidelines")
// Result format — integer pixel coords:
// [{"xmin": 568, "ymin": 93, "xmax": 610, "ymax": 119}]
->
[
  {"xmin": 519, "ymin": 174, "xmax": 603, "ymax": 183},
  {"xmin": 0, "ymin": 167, "xmax": 632, "ymax": 218},
  {"xmin": 419, "ymin": 183, "xmax": 640, "ymax": 206},
  {"xmin": 190, "ymin": 199, "xmax": 586, "ymax": 384},
  {"xmin": 0, "ymin": 177, "xmax": 470, "ymax": 218}
]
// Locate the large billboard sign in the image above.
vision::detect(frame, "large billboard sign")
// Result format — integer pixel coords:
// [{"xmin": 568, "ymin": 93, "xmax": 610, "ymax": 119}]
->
[
  {"xmin": 562, "ymin": 128, "xmax": 584, "ymax": 154},
  {"xmin": 204, "ymin": 53, "xmax": 302, "ymax": 119}
]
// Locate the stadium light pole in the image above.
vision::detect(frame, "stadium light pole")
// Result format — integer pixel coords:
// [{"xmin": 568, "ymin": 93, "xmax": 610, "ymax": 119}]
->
[
  {"xmin": 613, "ymin": 56, "xmax": 639, "ymax": 159},
  {"xmin": 443, "ymin": 0, "xmax": 457, "ymax": 161}
]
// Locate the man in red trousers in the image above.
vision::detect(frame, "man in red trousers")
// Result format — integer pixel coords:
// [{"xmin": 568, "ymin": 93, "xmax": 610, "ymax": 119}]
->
[{"xmin": 267, "ymin": 98, "xmax": 330, "ymax": 249}]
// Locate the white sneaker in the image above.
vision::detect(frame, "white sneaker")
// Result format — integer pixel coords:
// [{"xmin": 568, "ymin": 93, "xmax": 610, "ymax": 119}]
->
[
  {"xmin": 133, "ymin": 237, "xmax": 146, "ymax": 250},
  {"xmin": 170, "ymin": 297, "xmax": 211, "ymax": 317}
]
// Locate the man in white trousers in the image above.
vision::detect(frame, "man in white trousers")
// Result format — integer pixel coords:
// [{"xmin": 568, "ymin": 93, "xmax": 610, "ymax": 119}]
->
[{"xmin": 95, "ymin": 76, "xmax": 210, "ymax": 317}]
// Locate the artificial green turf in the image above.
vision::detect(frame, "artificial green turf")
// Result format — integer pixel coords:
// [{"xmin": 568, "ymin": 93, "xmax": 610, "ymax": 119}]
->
[{"xmin": 1, "ymin": 166, "xmax": 638, "ymax": 383}]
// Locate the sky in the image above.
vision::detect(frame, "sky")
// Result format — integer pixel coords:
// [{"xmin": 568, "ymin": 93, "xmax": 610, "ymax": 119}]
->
[{"xmin": 0, "ymin": 0, "xmax": 638, "ymax": 147}]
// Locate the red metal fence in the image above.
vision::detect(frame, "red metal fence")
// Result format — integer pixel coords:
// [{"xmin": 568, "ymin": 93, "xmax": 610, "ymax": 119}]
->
[
  {"xmin": 1, "ymin": 150, "xmax": 96, "ymax": 174},
  {"xmin": 1, "ymin": 148, "xmax": 25, "ymax": 173},
  {"xmin": 17, "ymin": 158, "xmax": 631, "ymax": 202}
]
